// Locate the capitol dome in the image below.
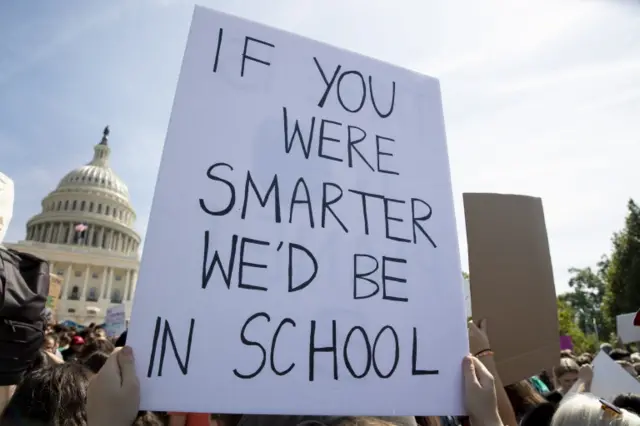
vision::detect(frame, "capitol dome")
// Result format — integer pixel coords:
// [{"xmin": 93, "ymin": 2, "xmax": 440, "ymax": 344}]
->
[{"xmin": 24, "ymin": 127, "xmax": 141, "ymax": 255}]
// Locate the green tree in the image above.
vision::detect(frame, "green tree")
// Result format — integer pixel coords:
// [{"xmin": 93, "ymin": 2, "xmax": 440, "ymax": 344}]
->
[
  {"xmin": 603, "ymin": 199, "xmax": 640, "ymax": 331},
  {"xmin": 557, "ymin": 299, "xmax": 598, "ymax": 353},
  {"xmin": 559, "ymin": 258, "xmax": 611, "ymax": 340}
]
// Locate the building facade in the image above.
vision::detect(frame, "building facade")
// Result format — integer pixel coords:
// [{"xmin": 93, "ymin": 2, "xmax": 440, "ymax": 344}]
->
[{"xmin": 5, "ymin": 127, "xmax": 141, "ymax": 325}]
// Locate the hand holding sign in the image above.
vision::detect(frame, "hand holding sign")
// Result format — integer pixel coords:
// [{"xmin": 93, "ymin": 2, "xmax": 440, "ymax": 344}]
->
[
  {"xmin": 463, "ymin": 356, "xmax": 500, "ymax": 426},
  {"xmin": 468, "ymin": 319, "xmax": 491, "ymax": 355}
]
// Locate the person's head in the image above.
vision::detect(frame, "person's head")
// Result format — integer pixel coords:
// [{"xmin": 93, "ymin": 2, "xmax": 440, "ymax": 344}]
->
[
  {"xmin": 521, "ymin": 402, "xmax": 556, "ymax": 426},
  {"xmin": 78, "ymin": 338, "xmax": 115, "ymax": 361},
  {"xmin": 611, "ymin": 349, "xmax": 632, "ymax": 362},
  {"xmin": 618, "ymin": 361, "xmax": 638, "ymax": 377},
  {"xmin": 26, "ymin": 351, "xmax": 56, "ymax": 376},
  {"xmin": 560, "ymin": 350, "xmax": 576, "ymax": 360},
  {"xmin": 81, "ymin": 351, "xmax": 110, "ymax": 374},
  {"xmin": 601, "ymin": 343, "xmax": 614, "ymax": 355},
  {"xmin": 0, "ymin": 363, "xmax": 91, "ymax": 426},
  {"xmin": 577, "ymin": 354, "xmax": 593, "ymax": 366},
  {"xmin": 42, "ymin": 334, "xmax": 58, "ymax": 355},
  {"xmin": 551, "ymin": 393, "xmax": 640, "ymax": 426},
  {"xmin": 505, "ymin": 380, "xmax": 547, "ymax": 418},
  {"xmin": 93, "ymin": 328, "xmax": 107, "ymax": 340},
  {"xmin": 614, "ymin": 394, "xmax": 640, "ymax": 416},
  {"xmin": 70, "ymin": 335, "xmax": 85, "ymax": 352},
  {"xmin": 553, "ymin": 358, "xmax": 580, "ymax": 393},
  {"xmin": 59, "ymin": 334, "xmax": 71, "ymax": 349},
  {"xmin": 133, "ymin": 411, "xmax": 165, "ymax": 426}
]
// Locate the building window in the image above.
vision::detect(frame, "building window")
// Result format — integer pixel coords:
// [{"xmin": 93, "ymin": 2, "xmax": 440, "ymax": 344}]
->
[
  {"xmin": 111, "ymin": 289, "xmax": 122, "ymax": 303},
  {"xmin": 68, "ymin": 308, "xmax": 76, "ymax": 313},
  {"xmin": 87, "ymin": 287, "xmax": 99, "ymax": 302},
  {"xmin": 72, "ymin": 200, "xmax": 77, "ymax": 210},
  {"xmin": 57, "ymin": 270, "xmax": 64, "ymax": 276},
  {"xmin": 80, "ymin": 201, "xmax": 85, "ymax": 211},
  {"xmin": 64, "ymin": 200, "xmax": 69, "ymax": 210},
  {"xmin": 113, "ymin": 209, "xmax": 117, "ymax": 218},
  {"xmin": 115, "ymin": 275, "xmax": 122, "ymax": 281},
  {"xmin": 89, "ymin": 202, "xmax": 94, "ymax": 212},
  {"xmin": 70, "ymin": 286, "xmax": 80, "ymax": 300},
  {"xmin": 74, "ymin": 271, "xmax": 81, "ymax": 277},
  {"xmin": 57, "ymin": 201, "xmax": 62, "ymax": 210},
  {"xmin": 92, "ymin": 273, "xmax": 99, "ymax": 279},
  {"xmin": 105, "ymin": 206, "xmax": 110, "ymax": 215},
  {"xmin": 97, "ymin": 204, "xmax": 102, "ymax": 214}
]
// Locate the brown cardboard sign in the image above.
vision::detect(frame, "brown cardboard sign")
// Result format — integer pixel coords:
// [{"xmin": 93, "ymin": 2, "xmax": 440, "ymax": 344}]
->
[{"xmin": 464, "ymin": 193, "xmax": 559, "ymax": 385}]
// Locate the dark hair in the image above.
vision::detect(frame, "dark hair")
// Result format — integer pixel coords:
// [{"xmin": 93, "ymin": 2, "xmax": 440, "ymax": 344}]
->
[
  {"xmin": 613, "ymin": 394, "xmax": 640, "ymax": 415},
  {"xmin": 504, "ymin": 380, "xmax": 547, "ymax": 418},
  {"xmin": 81, "ymin": 351, "xmax": 110, "ymax": 374},
  {"xmin": 610, "ymin": 349, "xmax": 631, "ymax": 361},
  {"xmin": 27, "ymin": 351, "xmax": 56, "ymax": 375},
  {"xmin": 0, "ymin": 363, "xmax": 91, "ymax": 426},
  {"xmin": 77, "ymin": 339, "xmax": 114, "ymax": 360},
  {"xmin": 520, "ymin": 402, "xmax": 556, "ymax": 426},
  {"xmin": 59, "ymin": 334, "xmax": 72, "ymax": 348}
]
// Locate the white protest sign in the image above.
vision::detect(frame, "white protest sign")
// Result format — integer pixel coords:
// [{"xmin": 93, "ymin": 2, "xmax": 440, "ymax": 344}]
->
[
  {"xmin": 588, "ymin": 351, "xmax": 640, "ymax": 400},
  {"xmin": 128, "ymin": 6, "xmax": 468, "ymax": 416},
  {"xmin": 105, "ymin": 304, "xmax": 127, "ymax": 338},
  {"xmin": 617, "ymin": 312, "xmax": 640, "ymax": 344},
  {"xmin": 0, "ymin": 172, "xmax": 14, "ymax": 244}
]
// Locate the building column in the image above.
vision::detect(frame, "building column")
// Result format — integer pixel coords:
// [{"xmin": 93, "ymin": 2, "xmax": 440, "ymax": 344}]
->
[
  {"xmin": 129, "ymin": 270, "xmax": 138, "ymax": 300},
  {"xmin": 99, "ymin": 267, "xmax": 109, "ymax": 299},
  {"xmin": 97, "ymin": 226, "xmax": 104, "ymax": 248},
  {"xmin": 88, "ymin": 225, "xmax": 95, "ymax": 247},
  {"xmin": 124, "ymin": 269, "xmax": 132, "ymax": 301},
  {"xmin": 49, "ymin": 262, "xmax": 56, "ymax": 274},
  {"xmin": 105, "ymin": 230, "xmax": 112, "ymax": 250},
  {"xmin": 44, "ymin": 224, "xmax": 52, "ymax": 243},
  {"xmin": 57, "ymin": 223, "xmax": 63, "ymax": 243},
  {"xmin": 79, "ymin": 265, "xmax": 91, "ymax": 300},
  {"xmin": 66, "ymin": 224, "xmax": 74, "ymax": 244},
  {"xmin": 105, "ymin": 268, "xmax": 114, "ymax": 302},
  {"xmin": 61, "ymin": 264, "xmax": 73, "ymax": 300}
]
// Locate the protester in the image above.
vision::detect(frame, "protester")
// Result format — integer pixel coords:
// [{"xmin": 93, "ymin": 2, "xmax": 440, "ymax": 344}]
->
[{"xmin": 62, "ymin": 335, "xmax": 85, "ymax": 362}]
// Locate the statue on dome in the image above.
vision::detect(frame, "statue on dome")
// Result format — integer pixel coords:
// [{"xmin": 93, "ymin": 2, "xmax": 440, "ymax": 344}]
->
[{"xmin": 100, "ymin": 126, "xmax": 110, "ymax": 145}]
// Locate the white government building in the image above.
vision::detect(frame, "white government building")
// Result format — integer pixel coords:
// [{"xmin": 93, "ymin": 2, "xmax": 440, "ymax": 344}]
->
[{"xmin": 6, "ymin": 127, "xmax": 141, "ymax": 325}]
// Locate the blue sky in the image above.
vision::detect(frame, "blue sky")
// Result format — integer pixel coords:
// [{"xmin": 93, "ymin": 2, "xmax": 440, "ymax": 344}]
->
[{"xmin": 1, "ymin": 0, "xmax": 640, "ymax": 294}]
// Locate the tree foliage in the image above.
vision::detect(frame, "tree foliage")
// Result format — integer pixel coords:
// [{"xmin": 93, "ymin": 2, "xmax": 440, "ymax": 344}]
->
[
  {"xmin": 603, "ymin": 200, "xmax": 640, "ymax": 330},
  {"xmin": 557, "ymin": 298, "xmax": 598, "ymax": 353},
  {"xmin": 561, "ymin": 199, "xmax": 640, "ymax": 349},
  {"xmin": 559, "ymin": 259, "xmax": 610, "ymax": 340}
]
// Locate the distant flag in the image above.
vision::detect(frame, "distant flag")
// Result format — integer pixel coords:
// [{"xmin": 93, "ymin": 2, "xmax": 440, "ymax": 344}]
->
[{"xmin": 75, "ymin": 224, "xmax": 88, "ymax": 233}]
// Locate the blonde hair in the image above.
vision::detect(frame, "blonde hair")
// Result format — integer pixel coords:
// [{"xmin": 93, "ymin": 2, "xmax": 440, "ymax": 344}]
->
[
  {"xmin": 554, "ymin": 357, "xmax": 579, "ymax": 379},
  {"xmin": 552, "ymin": 394, "xmax": 640, "ymax": 426}
]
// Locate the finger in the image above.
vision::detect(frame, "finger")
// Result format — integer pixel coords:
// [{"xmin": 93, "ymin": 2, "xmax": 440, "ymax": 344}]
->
[
  {"xmin": 468, "ymin": 320, "xmax": 479, "ymax": 335},
  {"xmin": 463, "ymin": 355, "xmax": 480, "ymax": 389},
  {"xmin": 117, "ymin": 346, "xmax": 139, "ymax": 390},
  {"xmin": 479, "ymin": 318, "xmax": 488, "ymax": 334},
  {"xmin": 472, "ymin": 356, "xmax": 494, "ymax": 389}
]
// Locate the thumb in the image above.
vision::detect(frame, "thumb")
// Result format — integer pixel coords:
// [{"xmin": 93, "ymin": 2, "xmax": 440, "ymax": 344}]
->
[
  {"xmin": 463, "ymin": 355, "xmax": 480, "ymax": 388},
  {"xmin": 472, "ymin": 357, "xmax": 494, "ymax": 389},
  {"xmin": 116, "ymin": 346, "xmax": 138, "ymax": 389}
]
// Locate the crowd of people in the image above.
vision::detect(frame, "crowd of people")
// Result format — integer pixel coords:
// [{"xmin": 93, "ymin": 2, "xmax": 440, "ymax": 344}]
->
[{"xmin": 2, "ymin": 319, "xmax": 640, "ymax": 426}]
